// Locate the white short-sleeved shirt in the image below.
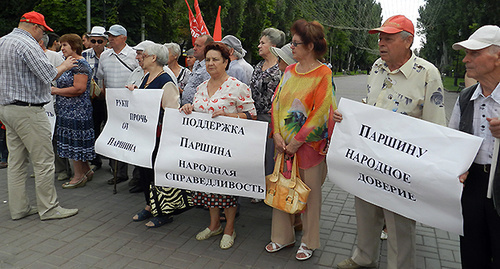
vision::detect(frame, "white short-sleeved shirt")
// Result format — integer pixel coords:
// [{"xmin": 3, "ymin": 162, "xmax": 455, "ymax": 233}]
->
[{"xmin": 193, "ymin": 77, "xmax": 256, "ymax": 116}]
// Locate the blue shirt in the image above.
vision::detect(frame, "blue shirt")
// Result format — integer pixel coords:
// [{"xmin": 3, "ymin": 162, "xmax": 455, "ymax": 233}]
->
[{"xmin": 181, "ymin": 59, "xmax": 210, "ymax": 106}]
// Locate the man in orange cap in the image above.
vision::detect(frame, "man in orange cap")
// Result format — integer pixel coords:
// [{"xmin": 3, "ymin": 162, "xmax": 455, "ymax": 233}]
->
[
  {"xmin": 336, "ymin": 15, "xmax": 446, "ymax": 269},
  {"xmin": 0, "ymin": 11, "xmax": 79, "ymax": 220}
]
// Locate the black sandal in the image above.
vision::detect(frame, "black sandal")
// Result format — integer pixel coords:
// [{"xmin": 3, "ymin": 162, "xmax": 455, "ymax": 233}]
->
[
  {"xmin": 145, "ymin": 215, "xmax": 173, "ymax": 228},
  {"xmin": 132, "ymin": 209, "xmax": 153, "ymax": 222}
]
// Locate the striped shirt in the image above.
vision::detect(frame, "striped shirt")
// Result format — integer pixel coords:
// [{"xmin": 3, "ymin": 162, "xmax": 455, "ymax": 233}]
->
[
  {"xmin": 0, "ymin": 28, "xmax": 58, "ymax": 105},
  {"xmin": 96, "ymin": 45, "xmax": 138, "ymax": 88}
]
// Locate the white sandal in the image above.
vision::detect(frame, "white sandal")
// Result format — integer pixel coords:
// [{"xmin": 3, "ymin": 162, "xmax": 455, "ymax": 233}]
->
[
  {"xmin": 220, "ymin": 231, "xmax": 236, "ymax": 249},
  {"xmin": 265, "ymin": 241, "xmax": 295, "ymax": 253},
  {"xmin": 196, "ymin": 226, "xmax": 223, "ymax": 240},
  {"xmin": 295, "ymin": 243, "xmax": 313, "ymax": 261}
]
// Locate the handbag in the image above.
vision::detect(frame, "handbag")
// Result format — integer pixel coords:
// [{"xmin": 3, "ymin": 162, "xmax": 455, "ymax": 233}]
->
[
  {"xmin": 264, "ymin": 153, "xmax": 311, "ymax": 214},
  {"xmin": 90, "ymin": 78, "xmax": 102, "ymax": 99}
]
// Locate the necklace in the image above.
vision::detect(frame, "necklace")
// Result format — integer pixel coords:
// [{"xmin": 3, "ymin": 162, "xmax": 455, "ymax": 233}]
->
[
  {"xmin": 144, "ymin": 71, "xmax": 164, "ymax": 88},
  {"xmin": 297, "ymin": 60, "xmax": 321, "ymax": 73}
]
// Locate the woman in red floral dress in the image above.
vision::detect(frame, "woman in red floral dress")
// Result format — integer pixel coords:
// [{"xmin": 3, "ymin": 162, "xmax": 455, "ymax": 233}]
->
[{"xmin": 180, "ymin": 42, "xmax": 256, "ymax": 249}]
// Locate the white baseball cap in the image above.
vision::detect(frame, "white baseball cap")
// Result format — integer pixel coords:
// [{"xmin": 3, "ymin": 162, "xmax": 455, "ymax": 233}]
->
[{"xmin": 452, "ymin": 25, "xmax": 500, "ymax": 50}]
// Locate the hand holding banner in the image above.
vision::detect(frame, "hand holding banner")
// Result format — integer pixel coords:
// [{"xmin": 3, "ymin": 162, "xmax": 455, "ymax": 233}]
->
[
  {"xmin": 95, "ymin": 88, "xmax": 163, "ymax": 168},
  {"xmin": 155, "ymin": 108, "xmax": 268, "ymax": 199},
  {"xmin": 327, "ymin": 98, "xmax": 483, "ymax": 234}
]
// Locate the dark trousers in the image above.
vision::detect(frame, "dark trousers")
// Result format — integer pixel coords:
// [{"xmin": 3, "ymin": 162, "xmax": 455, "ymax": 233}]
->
[
  {"xmin": 91, "ymin": 98, "xmax": 106, "ymax": 167},
  {"xmin": 460, "ymin": 163, "xmax": 500, "ymax": 268}
]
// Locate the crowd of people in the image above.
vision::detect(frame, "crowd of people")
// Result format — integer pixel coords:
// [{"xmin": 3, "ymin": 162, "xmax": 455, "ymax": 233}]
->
[{"xmin": 0, "ymin": 10, "xmax": 499, "ymax": 267}]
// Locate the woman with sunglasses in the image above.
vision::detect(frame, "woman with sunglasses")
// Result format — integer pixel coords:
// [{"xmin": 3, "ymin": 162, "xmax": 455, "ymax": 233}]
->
[{"xmin": 265, "ymin": 19, "xmax": 337, "ymax": 261}]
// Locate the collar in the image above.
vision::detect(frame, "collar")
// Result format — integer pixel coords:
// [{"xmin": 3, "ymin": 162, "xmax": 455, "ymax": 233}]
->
[
  {"xmin": 14, "ymin": 28, "xmax": 36, "ymax": 42},
  {"xmin": 110, "ymin": 45, "xmax": 133, "ymax": 56},
  {"xmin": 379, "ymin": 51, "xmax": 416, "ymax": 79},
  {"xmin": 471, "ymin": 82, "xmax": 500, "ymax": 105}
]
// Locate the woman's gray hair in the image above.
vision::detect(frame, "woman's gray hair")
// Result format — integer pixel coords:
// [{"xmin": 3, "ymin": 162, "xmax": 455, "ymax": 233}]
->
[
  {"xmin": 261, "ymin": 27, "xmax": 286, "ymax": 47},
  {"xmin": 144, "ymin": 43, "xmax": 169, "ymax": 66},
  {"xmin": 164, "ymin": 42, "xmax": 181, "ymax": 58}
]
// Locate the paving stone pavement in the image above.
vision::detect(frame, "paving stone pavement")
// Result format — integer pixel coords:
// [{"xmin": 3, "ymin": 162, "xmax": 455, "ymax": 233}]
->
[{"xmin": 0, "ymin": 75, "xmax": 462, "ymax": 268}]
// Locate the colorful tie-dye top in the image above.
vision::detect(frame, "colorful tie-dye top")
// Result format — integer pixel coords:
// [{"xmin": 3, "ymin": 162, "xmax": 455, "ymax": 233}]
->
[{"xmin": 272, "ymin": 63, "xmax": 337, "ymax": 169}]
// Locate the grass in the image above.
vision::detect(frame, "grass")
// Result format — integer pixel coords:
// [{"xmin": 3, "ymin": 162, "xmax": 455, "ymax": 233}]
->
[{"xmin": 442, "ymin": 76, "xmax": 465, "ymax": 92}]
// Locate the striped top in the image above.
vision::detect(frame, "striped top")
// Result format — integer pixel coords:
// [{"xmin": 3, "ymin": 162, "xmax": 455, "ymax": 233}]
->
[{"xmin": 0, "ymin": 28, "xmax": 58, "ymax": 105}]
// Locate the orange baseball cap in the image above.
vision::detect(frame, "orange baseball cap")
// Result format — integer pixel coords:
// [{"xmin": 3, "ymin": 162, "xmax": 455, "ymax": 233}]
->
[
  {"xmin": 368, "ymin": 15, "xmax": 414, "ymax": 36},
  {"xmin": 20, "ymin": 11, "xmax": 54, "ymax": 32}
]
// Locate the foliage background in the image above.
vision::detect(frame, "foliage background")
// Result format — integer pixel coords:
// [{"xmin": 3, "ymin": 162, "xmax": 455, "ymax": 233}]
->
[
  {"xmin": 0, "ymin": 0, "xmax": 386, "ymax": 71},
  {"xmin": 1, "ymin": 0, "xmax": 498, "ymax": 74}
]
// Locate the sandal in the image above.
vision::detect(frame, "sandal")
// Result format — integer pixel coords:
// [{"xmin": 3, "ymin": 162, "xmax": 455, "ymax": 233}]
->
[
  {"xmin": 196, "ymin": 226, "xmax": 223, "ymax": 240},
  {"xmin": 132, "ymin": 209, "xmax": 153, "ymax": 222},
  {"xmin": 265, "ymin": 241, "xmax": 295, "ymax": 253},
  {"xmin": 145, "ymin": 215, "xmax": 173, "ymax": 228},
  {"xmin": 220, "ymin": 232, "xmax": 236, "ymax": 249},
  {"xmin": 296, "ymin": 243, "xmax": 313, "ymax": 261}
]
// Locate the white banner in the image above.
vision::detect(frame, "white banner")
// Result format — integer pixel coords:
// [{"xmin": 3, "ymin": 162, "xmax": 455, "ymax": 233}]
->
[
  {"xmin": 327, "ymin": 98, "xmax": 483, "ymax": 235},
  {"xmin": 95, "ymin": 88, "xmax": 163, "ymax": 168},
  {"xmin": 44, "ymin": 98, "xmax": 56, "ymax": 139},
  {"xmin": 155, "ymin": 109, "xmax": 268, "ymax": 199}
]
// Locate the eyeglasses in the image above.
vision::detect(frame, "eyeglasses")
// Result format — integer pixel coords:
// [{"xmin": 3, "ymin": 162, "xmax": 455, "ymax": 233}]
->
[
  {"xmin": 291, "ymin": 41, "xmax": 304, "ymax": 47},
  {"xmin": 36, "ymin": 24, "xmax": 46, "ymax": 33},
  {"xmin": 90, "ymin": 39, "xmax": 105, "ymax": 44}
]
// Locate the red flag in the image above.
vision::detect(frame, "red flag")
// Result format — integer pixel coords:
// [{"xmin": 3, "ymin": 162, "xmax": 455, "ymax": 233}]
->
[
  {"xmin": 213, "ymin": 6, "xmax": 222, "ymax": 41},
  {"xmin": 194, "ymin": 0, "xmax": 210, "ymax": 35},
  {"xmin": 185, "ymin": 0, "xmax": 210, "ymax": 46}
]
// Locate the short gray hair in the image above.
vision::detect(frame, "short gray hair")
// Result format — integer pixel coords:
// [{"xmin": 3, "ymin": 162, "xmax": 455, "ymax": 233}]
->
[
  {"xmin": 164, "ymin": 43, "xmax": 181, "ymax": 58},
  {"xmin": 261, "ymin": 28, "xmax": 286, "ymax": 47},
  {"xmin": 233, "ymin": 49, "xmax": 243, "ymax": 59},
  {"xmin": 41, "ymin": 34, "xmax": 49, "ymax": 48},
  {"xmin": 400, "ymin": 31, "xmax": 414, "ymax": 46},
  {"xmin": 144, "ymin": 43, "xmax": 169, "ymax": 66},
  {"xmin": 489, "ymin": 45, "xmax": 500, "ymax": 54}
]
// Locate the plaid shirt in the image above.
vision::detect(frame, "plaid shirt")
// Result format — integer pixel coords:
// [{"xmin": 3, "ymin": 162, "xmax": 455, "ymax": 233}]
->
[
  {"xmin": 181, "ymin": 59, "xmax": 210, "ymax": 106},
  {"xmin": 0, "ymin": 28, "xmax": 58, "ymax": 105},
  {"xmin": 82, "ymin": 48, "xmax": 107, "ymax": 85},
  {"xmin": 96, "ymin": 45, "xmax": 138, "ymax": 88}
]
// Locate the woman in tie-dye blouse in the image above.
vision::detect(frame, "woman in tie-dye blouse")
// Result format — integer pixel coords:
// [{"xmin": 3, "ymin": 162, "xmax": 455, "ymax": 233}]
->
[{"xmin": 266, "ymin": 20, "xmax": 337, "ymax": 261}]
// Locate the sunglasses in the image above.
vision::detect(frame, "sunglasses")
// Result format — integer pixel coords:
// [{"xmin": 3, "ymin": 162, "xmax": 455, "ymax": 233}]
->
[{"xmin": 90, "ymin": 39, "xmax": 105, "ymax": 44}]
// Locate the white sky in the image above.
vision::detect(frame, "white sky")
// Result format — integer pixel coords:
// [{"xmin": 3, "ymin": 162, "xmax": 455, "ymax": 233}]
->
[{"xmin": 376, "ymin": 0, "xmax": 426, "ymax": 49}]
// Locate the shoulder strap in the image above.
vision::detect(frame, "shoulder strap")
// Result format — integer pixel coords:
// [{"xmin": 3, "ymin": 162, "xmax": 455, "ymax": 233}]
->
[{"xmin": 113, "ymin": 53, "xmax": 134, "ymax": 72}]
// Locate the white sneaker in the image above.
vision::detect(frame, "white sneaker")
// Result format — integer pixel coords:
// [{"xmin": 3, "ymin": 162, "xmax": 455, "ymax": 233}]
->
[{"xmin": 40, "ymin": 206, "xmax": 78, "ymax": 220}]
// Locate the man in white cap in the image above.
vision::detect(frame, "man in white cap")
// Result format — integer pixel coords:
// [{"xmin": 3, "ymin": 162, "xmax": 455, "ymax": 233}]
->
[
  {"xmin": 82, "ymin": 26, "xmax": 108, "ymax": 172},
  {"xmin": 0, "ymin": 11, "xmax": 78, "ymax": 220},
  {"xmin": 448, "ymin": 25, "xmax": 500, "ymax": 269},
  {"xmin": 96, "ymin": 24, "xmax": 139, "ymax": 185},
  {"xmin": 221, "ymin": 35, "xmax": 249, "ymax": 84},
  {"xmin": 336, "ymin": 15, "xmax": 446, "ymax": 269}
]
